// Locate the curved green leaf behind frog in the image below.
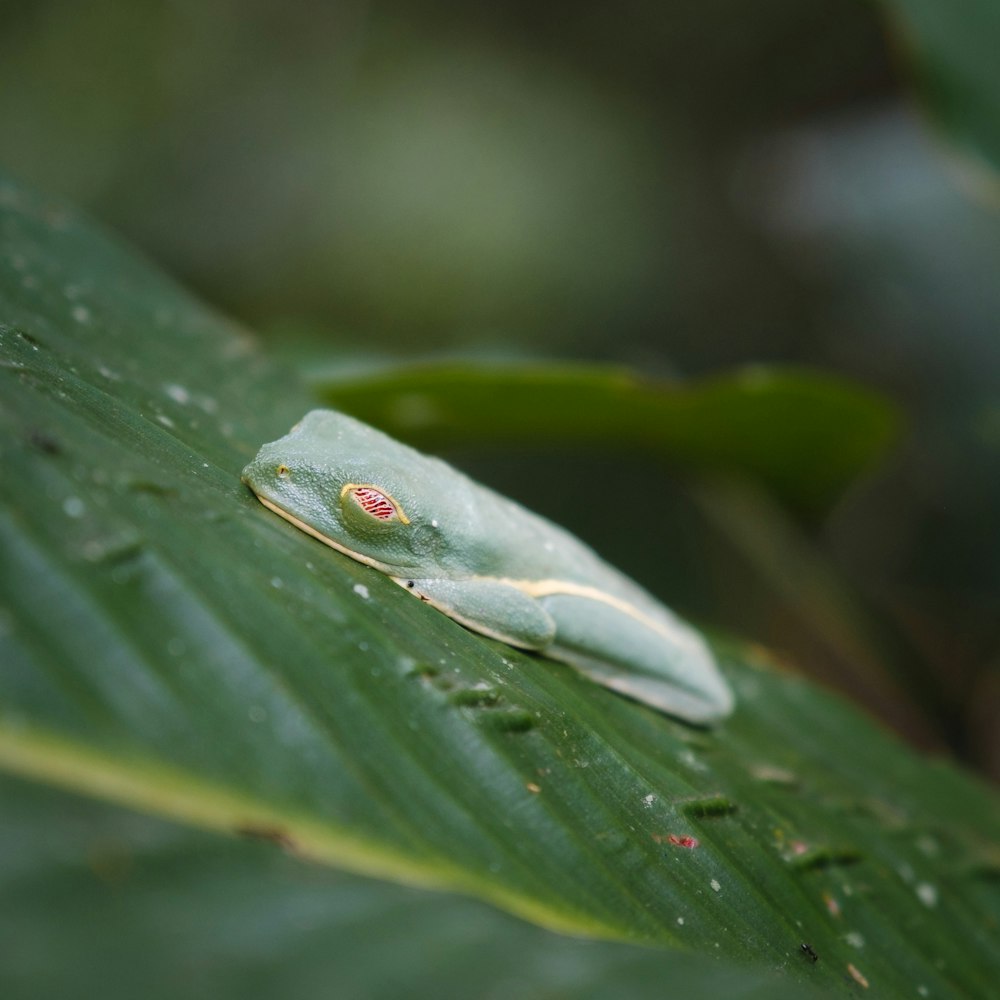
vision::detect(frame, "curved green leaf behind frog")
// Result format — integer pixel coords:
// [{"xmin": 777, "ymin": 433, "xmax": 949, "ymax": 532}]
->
[{"xmin": 242, "ymin": 410, "xmax": 734, "ymax": 724}]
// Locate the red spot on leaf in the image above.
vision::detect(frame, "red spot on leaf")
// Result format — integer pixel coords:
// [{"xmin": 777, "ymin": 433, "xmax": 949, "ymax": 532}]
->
[{"xmin": 667, "ymin": 835, "xmax": 700, "ymax": 849}]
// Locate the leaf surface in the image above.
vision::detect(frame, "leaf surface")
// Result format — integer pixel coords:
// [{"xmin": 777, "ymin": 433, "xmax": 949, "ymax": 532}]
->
[
  {"xmin": 0, "ymin": 774, "xmax": 830, "ymax": 1000},
  {"xmin": 1, "ymin": 174, "xmax": 999, "ymax": 997}
]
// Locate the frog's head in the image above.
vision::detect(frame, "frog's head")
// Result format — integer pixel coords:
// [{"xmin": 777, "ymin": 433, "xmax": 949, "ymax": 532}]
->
[{"xmin": 241, "ymin": 410, "xmax": 449, "ymax": 575}]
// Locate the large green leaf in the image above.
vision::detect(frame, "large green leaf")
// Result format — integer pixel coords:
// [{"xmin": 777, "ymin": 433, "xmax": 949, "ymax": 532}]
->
[
  {"xmin": 2, "ymin": 174, "xmax": 1000, "ymax": 997},
  {"xmin": 0, "ymin": 773, "xmax": 826, "ymax": 1000}
]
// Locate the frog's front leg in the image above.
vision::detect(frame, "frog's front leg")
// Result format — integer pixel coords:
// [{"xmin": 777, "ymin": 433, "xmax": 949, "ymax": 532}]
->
[{"xmin": 391, "ymin": 576, "xmax": 557, "ymax": 650}]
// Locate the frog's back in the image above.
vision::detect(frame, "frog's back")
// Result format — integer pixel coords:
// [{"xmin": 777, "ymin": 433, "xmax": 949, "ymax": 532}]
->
[{"xmin": 446, "ymin": 473, "xmax": 675, "ymax": 621}]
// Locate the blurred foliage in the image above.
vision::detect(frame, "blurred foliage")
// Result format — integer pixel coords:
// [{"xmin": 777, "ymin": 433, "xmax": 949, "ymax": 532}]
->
[
  {"xmin": 0, "ymin": 0, "xmax": 892, "ymax": 352},
  {"xmin": 309, "ymin": 361, "xmax": 900, "ymax": 517},
  {"xmin": 879, "ymin": 0, "xmax": 1000, "ymax": 173},
  {"xmin": 3, "ymin": 170, "xmax": 1000, "ymax": 999}
]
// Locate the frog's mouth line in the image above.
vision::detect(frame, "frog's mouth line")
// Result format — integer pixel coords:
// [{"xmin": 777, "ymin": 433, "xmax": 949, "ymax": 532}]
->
[{"xmin": 248, "ymin": 489, "xmax": 401, "ymax": 577}]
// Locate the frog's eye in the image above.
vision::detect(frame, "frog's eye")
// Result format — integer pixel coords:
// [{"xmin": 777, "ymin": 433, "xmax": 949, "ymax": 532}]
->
[{"xmin": 340, "ymin": 483, "xmax": 410, "ymax": 524}]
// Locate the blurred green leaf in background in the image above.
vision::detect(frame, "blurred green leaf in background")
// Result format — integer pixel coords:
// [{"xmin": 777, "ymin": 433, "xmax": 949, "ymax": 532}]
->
[{"xmin": 2, "ymin": 0, "xmax": 1000, "ymax": 995}]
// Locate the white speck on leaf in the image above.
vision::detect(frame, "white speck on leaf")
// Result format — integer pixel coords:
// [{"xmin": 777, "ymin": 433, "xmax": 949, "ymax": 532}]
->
[
  {"xmin": 845, "ymin": 931, "xmax": 865, "ymax": 949},
  {"xmin": 916, "ymin": 883, "xmax": 938, "ymax": 908},
  {"xmin": 164, "ymin": 383, "xmax": 191, "ymax": 404},
  {"xmin": 353, "ymin": 583, "xmax": 370, "ymax": 600},
  {"xmin": 710, "ymin": 879, "xmax": 721, "ymax": 893},
  {"xmin": 678, "ymin": 749, "xmax": 708, "ymax": 772},
  {"xmin": 643, "ymin": 794, "xmax": 656, "ymax": 807},
  {"xmin": 71, "ymin": 305, "xmax": 90, "ymax": 323},
  {"xmin": 676, "ymin": 916, "xmax": 685, "ymax": 926},
  {"xmin": 63, "ymin": 496, "xmax": 85, "ymax": 518}
]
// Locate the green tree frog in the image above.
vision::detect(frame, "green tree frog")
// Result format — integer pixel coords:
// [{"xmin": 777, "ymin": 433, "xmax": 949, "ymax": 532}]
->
[{"xmin": 241, "ymin": 410, "xmax": 734, "ymax": 724}]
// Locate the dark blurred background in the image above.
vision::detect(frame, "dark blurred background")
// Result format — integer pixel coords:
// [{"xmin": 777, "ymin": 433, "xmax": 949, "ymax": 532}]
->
[{"xmin": 2, "ymin": 0, "xmax": 998, "ymax": 776}]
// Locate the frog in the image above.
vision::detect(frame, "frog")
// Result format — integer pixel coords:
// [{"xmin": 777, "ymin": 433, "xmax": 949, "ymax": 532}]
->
[{"xmin": 241, "ymin": 410, "xmax": 734, "ymax": 724}]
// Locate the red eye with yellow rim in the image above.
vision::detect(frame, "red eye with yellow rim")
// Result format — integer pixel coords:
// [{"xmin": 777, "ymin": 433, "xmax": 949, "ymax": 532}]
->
[{"xmin": 341, "ymin": 483, "xmax": 410, "ymax": 524}]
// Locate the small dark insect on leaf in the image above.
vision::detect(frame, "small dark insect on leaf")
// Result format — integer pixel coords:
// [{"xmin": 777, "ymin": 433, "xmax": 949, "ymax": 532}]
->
[
  {"xmin": 28, "ymin": 429, "xmax": 62, "ymax": 454},
  {"xmin": 800, "ymin": 942, "xmax": 819, "ymax": 963}
]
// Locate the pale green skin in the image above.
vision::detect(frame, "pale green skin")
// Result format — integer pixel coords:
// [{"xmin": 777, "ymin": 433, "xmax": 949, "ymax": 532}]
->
[{"xmin": 241, "ymin": 410, "xmax": 734, "ymax": 724}]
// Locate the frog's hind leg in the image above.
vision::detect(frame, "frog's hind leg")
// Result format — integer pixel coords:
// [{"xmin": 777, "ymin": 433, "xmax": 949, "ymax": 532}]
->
[{"xmin": 538, "ymin": 594, "xmax": 733, "ymax": 725}]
